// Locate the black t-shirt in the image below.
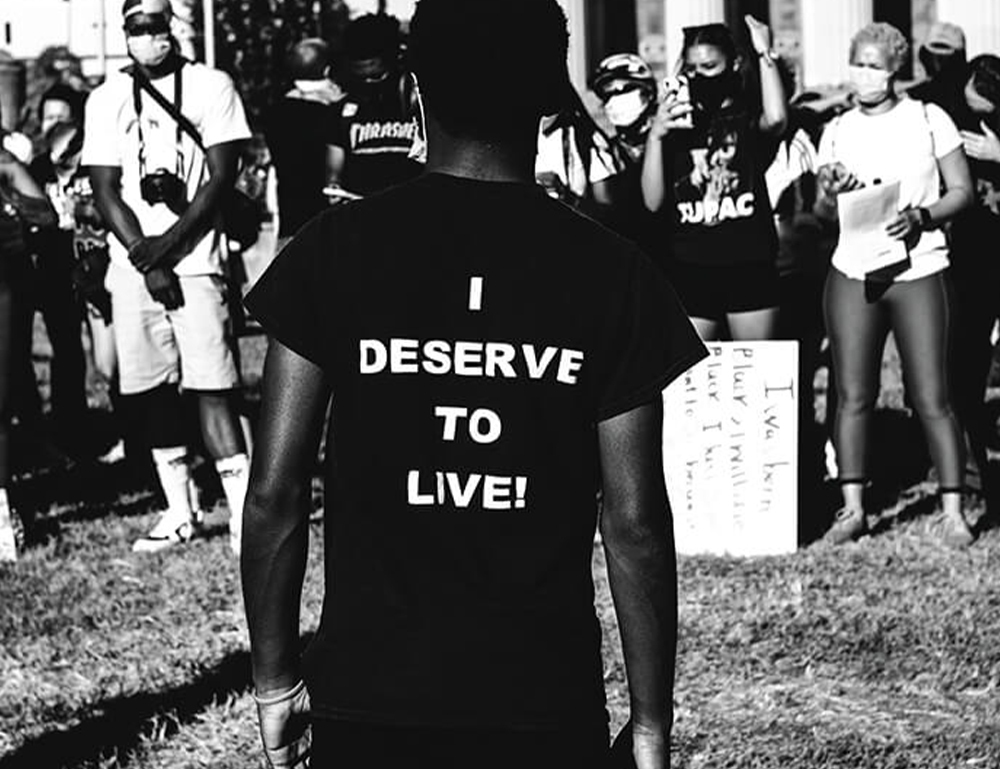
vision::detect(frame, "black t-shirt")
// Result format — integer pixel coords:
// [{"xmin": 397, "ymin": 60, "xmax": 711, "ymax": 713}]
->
[
  {"xmin": 264, "ymin": 96, "xmax": 340, "ymax": 237},
  {"xmin": 658, "ymin": 107, "xmax": 778, "ymax": 266},
  {"xmin": 244, "ymin": 172, "xmax": 706, "ymax": 730},
  {"xmin": 332, "ymin": 80, "xmax": 424, "ymax": 197}
]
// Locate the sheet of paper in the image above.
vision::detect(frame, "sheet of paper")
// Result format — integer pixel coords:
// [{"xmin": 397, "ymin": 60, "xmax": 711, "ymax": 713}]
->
[{"xmin": 836, "ymin": 181, "xmax": 909, "ymax": 273}]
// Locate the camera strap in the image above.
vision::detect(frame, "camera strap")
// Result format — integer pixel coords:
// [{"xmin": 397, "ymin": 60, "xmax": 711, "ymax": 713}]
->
[{"xmin": 131, "ymin": 64, "xmax": 188, "ymax": 179}]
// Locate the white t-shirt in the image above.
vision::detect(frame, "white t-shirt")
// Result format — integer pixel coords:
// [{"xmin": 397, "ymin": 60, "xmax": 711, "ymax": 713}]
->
[
  {"xmin": 817, "ymin": 98, "xmax": 962, "ymax": 281},
  {"xmin": 535, "ymin": 122, "xmax": 619, "ymax": 200},
  {"xmin": 82, "ymin": 62, "xmax": 251, "ymax": 276}
]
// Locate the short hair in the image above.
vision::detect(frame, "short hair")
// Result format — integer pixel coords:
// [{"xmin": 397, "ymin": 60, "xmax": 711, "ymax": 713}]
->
[
  {"xmin": 39, "ymin": 83, "xmax": 86, "ymax": 125},
  {"xmin": 409, "ymin": 0, "xmax": 569, "ymax": 141},
  {"xmin": 287, "ymin": 38, "xmax": 330, "ymax": 81},
  {"xmin": 850, "ymin": 22, "xmax": 910, "ymax": 74},
  {"xmin": 344, "ymin": 13, "xmax": 402, "ymax": 62},
  {"xmin": 969, "ymin": 54, "xmax": 1000, "ymax": 107}
]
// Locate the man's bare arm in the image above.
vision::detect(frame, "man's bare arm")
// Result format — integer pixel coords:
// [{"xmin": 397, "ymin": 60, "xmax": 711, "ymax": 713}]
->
[
  {"xmin": 128, "ymin": 140, "xmax": 245, "ymax": 272},
  {"xmin": 88, "ymin": 164, "xmax": 145, "ymax": 250},
  {"xmin": 242, "ymin": 339, "xmax": 331, "ymax": 695},
  {"xmin": 599, "ymin": 398, "xmax": 676, "ymax": 768}
]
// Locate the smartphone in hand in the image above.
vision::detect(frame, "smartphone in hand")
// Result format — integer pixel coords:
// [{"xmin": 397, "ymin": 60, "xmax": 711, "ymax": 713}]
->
[{"xmin": 663, "ymin": 75, "xmax": 694, "ymax": 129}]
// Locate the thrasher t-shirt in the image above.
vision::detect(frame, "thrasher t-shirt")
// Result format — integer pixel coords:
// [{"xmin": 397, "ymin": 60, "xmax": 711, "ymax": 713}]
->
[
  {"xmin": 332, "ymin": 84, "xmax": 424, "ymax": 197},
  {"xmin": 245, "ymin": 172, "xmax": 707, "ymax": 730},
  {"xmin": 659, "ymin": 108, "xmax": 777, "ymax": 266}
]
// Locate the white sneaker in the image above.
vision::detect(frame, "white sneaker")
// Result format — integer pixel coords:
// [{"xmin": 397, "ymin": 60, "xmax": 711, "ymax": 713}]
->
[
  {"xmin": 97, "ymin": 439, "xmax": 126, "ymax": 465},
  {"xmin": 0, "ymin": 508, "xmax": 19, "ymax": 562},
  {"xmin": 229, "ymin": 511, "xmax": 242, "ymax": 557},
  {"xmin": 132, "ymin": 512, "xmax": 195, "ymax": 553}
]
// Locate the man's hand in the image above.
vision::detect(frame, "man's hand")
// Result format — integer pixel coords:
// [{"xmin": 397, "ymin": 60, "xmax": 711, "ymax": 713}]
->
[
  {"xmin": 744, "ymin": 14, "xmax": 773, "ymax": 55},
  {"xmin": 128, "ymin": 235, "xmax": 176, "ymax": 273},
  {"xmin": 632, "ymin": 719, "xmax": 671, "ymax": 769},
  {"xmin": 961, "ymin": 122, "xmax": 1000, "ymax": 164},
  {"xmin": 144, "ymin": 267, "xmax": 184, "ymax": 310},
  {"xmin": 255, "ymin": 681, "xmax": 312, "ymax": 768}
]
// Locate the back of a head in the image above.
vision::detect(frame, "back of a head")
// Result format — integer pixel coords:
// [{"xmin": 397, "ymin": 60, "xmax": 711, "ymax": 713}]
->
[
  {"xmin": 409, "ymin": 0, "xmax": 568, "ymax": 141},
  {"xmin": 288, "ymin": 38, "xmax": 330, "ymax": 81},
  {"xmin": 969, "ymin": 54, "xmax": 1000, "ymax": 108}
]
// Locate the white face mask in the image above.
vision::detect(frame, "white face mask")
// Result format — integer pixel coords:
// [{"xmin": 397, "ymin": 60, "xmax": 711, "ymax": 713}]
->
[
  {"xmin": 604, "ymin": 90, "xmax": 648, "ymax": 128},
  {"xmin": 127, "ymin": 33, "xmax": 172, "ymax": 68},
  {"xmin": 849, "ymin": 65, "xmax": 892, "ymax": 105}
]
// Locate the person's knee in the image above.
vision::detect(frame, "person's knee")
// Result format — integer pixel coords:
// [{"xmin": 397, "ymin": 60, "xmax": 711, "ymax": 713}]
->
[
  {"xmin": 909, "ymin": 387, "xmax": 952, "ymax": 422},
  {"xmin": 836, "ymin": 382, "xmax": 877, "ymax": 416}
]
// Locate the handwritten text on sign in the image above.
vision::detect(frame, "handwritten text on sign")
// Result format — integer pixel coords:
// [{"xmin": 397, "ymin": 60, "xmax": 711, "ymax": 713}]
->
[{"xmin": 662, "ymin": 342, "xmax": 799, "ymax": 557}]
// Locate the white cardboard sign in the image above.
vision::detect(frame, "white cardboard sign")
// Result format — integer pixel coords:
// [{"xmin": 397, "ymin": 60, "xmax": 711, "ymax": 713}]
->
[{"xmin": 662, "ymin": 342, "xmax": 799, "ymax": 557}]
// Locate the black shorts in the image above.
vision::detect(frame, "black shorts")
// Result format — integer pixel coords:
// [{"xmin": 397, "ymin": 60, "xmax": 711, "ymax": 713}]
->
[
  {"xmin": 310, "ymin": 717, "xmax": 615, "ymax": 769},
  {"xmin": 664, "ymin": 258, "xmax": 780, "ymax": 319}
]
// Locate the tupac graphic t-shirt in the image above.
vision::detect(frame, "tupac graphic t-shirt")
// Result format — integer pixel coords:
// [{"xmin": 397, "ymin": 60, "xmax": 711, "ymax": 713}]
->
[
  {"xmin": 244, "ymin": 172, "xmax": 706, "ymax": 730},
  {"xmin": 658, "ymin": 107, "xmax": 777, "ymax": 266}
]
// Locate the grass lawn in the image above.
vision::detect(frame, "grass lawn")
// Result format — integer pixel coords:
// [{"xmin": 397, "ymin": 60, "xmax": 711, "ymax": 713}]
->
[{"xmin": 2, "ymin": 328, "xmax": 1000, "ymax": 768}]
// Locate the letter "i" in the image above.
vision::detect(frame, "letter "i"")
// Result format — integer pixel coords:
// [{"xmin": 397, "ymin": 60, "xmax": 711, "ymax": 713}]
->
[{"xmin": 468, "ymin": 276, "xmax": 483, "ymax": 312}]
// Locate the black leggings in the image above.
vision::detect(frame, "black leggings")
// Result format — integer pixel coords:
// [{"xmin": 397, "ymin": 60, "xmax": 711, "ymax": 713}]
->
[{"xmin": 824, "ymin": 269, "xmax": 964, "ymax": 490}]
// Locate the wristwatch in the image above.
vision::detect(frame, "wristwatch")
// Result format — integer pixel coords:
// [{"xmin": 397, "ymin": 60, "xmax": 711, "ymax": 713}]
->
[
  {"xmin": 758, "ymin": 49, "xmax": 778, "ymax": 65},
  {"xmin": 917, "ymin": 207, "xmax": 932, "ymax": 230}
]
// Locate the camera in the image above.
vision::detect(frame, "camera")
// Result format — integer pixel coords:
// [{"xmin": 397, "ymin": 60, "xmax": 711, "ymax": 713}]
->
[{"xmin": 140, "ymin": 169, "xmax": 188, "ymax": 214}]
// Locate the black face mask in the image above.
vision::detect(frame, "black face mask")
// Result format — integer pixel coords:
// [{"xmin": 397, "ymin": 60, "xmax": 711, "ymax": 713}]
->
[{"xmin": 689, "ymin": 71, "xmax": 740, "ymax": 118}]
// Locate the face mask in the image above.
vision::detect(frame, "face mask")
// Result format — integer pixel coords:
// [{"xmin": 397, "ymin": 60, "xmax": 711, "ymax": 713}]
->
[
  {"xmin": 689, "ymin": 71, "xmax": 738, "ymax": 116},
  {"xmin": 604, "ymin": 90, "xmax": 648, "ymax": 128},
  {"xmin": 127, "ymin": 33, "xmax": 172, "ymax": 68},
  {"xmin": 849, "ymin": 65, "xmax": 892, "ymax": 105}
]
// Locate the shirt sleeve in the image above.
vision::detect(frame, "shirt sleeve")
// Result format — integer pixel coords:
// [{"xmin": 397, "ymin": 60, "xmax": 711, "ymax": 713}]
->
[
  {"xmin": 594, "ymin": 251, "xmax": 708, "ymax": 421},
  {"xmin": 925, "ymin": 102, "xmax": 963, "ymax": 159},
  {"xmin": 243, "ymin": 213, "xmax": 328, "ymax": 366},
  {"xmin": 816, "ymin": 117, "xmax": 838, "ymax": 168},
  {"xmin": 80, "ymin": 85, "xmax": 120, "ymax": 168},
  {"xmin": 200, "ymin": 70, "xmax": 252, "ymax": 149}
]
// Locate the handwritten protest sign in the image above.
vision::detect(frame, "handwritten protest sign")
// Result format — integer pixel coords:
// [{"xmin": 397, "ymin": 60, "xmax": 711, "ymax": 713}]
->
[{"xmin": 662, "ymin": 342, "xmax": 799, "ymax": 557}]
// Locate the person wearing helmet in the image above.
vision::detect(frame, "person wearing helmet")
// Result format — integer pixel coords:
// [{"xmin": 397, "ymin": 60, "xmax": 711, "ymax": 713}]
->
[
  {"xmin": 588, "ymin": 53, "xmax": 659, "ymax": 244},
  {"xmin": 590, "ymin": 53, "xmax": 659, "ymax": 163}
]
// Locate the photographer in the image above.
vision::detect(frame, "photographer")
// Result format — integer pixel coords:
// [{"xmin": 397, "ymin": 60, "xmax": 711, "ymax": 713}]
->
[
  {"xmin": 82, "ymin": 0, "xmax": 252, "ymax": 555},
  {"xmin": 641, "ymin": 17, "xmax": 787, "ymax": 342}
]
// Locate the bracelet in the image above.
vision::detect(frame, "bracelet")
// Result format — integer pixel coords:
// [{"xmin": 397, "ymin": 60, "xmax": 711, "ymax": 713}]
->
[{"xmin": 253, "ymin": 679, "xmax": 305, "ymax": 706}]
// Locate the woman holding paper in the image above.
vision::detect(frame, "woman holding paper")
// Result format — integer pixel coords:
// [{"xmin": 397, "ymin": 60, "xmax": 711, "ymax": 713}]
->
[{"xmin": 817, "ymin": 22, "xmax": 974, "ymax": 547}]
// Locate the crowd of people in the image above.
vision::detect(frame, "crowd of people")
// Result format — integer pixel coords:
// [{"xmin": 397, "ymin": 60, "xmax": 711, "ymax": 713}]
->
[
  {"xmin": 0, "ymin": 4, "xmax": 996, "ymax": 560},
  {"xmin": 0, "ymin": 0, "xmax": 998, "ymax": 765}
]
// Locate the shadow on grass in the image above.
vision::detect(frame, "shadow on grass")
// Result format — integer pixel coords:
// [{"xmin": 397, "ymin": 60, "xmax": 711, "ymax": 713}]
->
[{"xmin": 0, "ymin": 633, "xmax": 312, "ymax": 769}]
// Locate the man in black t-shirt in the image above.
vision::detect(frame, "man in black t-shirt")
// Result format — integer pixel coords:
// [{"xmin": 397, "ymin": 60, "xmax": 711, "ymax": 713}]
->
[
  {"xmin": 242, "ymin": 2, "xmax": 706, "ymax": 768},
  {"xmin": 327, "ymin": 13, "xmax": 423, "ymax": 198},
  {"xmin": 264, "ymin": 39, "xmax": 343, "ymax": 247}
]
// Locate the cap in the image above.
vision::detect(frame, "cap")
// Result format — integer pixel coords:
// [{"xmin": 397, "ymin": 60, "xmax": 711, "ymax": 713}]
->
[
  {"xmin": 122, "ymin": 0, "xmax": 173, "ymax": 21},
  {"xmin": 924, "ymin": 22, "xmax": 966, "ymax": 55},
  {"xmin": 589, "ymin": 53, "xmax": 655, "ymax": 94}
]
